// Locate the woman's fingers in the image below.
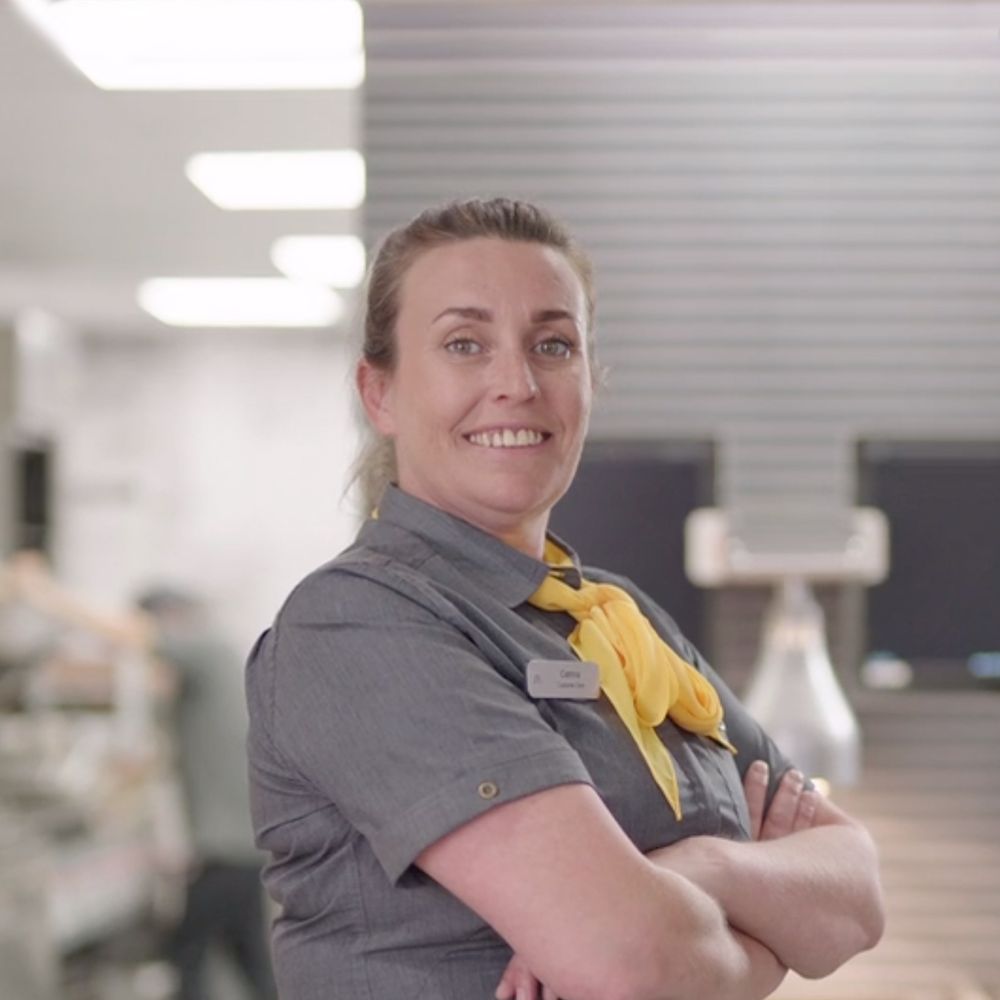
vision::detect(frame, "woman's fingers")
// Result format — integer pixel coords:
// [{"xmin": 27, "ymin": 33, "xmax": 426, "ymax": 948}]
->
[
  {"xmin": 496, "ymin": 954, "xmax": 544, "ymax": 1000},
  {"xmin": 793, "ymin": 787, "xmax": 820, "ymax": 832},
  {"xmin": 751, "ymin": 766, "xmax": 821, "ymax": 840},
  {"xmin": 743, "ymin": 760, "xmax": 769, "ymax": 841},
  {"xmin": 760, "ymin": 768, "xmax": 805, "ymax": 841},
  {"xmin": 494, "ymin": 961, "xmax": 516, "ymax": 1000}
]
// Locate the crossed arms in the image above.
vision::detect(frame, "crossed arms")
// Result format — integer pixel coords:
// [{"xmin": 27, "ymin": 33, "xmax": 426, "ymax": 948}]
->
[{"xmin": 418, "ymin": 762, "xmax": 884, "ymax": 1000}]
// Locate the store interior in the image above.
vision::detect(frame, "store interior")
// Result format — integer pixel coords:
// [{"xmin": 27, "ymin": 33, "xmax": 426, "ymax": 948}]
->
[{"xmin": 2, "ymin": 2, "xmax": 1000, "ymax": 998}]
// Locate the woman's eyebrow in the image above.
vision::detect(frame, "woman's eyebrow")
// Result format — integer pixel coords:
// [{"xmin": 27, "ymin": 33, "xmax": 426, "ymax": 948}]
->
[
  {"xmin": 532, "ymin": 308, "xmax": 577, "ymax": 325},
  {"xmin": 432, "ymin": 306, "xmax": 492, "ymax": 323},
  {"xmin": 431, "ymin": 306, "xmax": 578, "ymax": 324}
]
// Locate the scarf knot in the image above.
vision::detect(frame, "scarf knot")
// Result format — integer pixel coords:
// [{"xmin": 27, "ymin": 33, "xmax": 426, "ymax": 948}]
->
[{"xmin": 528, "ymin": 541, "xmax": 735, "ymax": 820}]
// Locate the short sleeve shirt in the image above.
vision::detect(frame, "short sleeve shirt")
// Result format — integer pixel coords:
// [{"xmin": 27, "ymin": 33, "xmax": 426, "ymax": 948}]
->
[{"xmin": 245, "ymin": 485, "xmax": 795, "ymax": 1000}]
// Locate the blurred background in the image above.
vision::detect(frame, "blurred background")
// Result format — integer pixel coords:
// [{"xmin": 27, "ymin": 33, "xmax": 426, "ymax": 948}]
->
[{"xmin": 1, "ymin": 1, "xmax": 998, "ymax": 998}]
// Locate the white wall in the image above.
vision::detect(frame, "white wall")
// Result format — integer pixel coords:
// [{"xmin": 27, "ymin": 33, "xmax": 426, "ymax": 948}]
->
[{"xmin": 50, "ymin": 332, "xmax": 361, "ymax": 654}]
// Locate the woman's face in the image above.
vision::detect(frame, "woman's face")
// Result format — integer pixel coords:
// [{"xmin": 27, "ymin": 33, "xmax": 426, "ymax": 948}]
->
[{"xmin": 359, "ymin": 236, "xmax": 593, "ymax": 556}]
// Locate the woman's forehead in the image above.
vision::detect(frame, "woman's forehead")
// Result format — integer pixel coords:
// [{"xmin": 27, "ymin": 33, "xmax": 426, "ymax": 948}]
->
[{"xmin": 398, "ymin": 237, "xmax": 586, "ymax": 319}]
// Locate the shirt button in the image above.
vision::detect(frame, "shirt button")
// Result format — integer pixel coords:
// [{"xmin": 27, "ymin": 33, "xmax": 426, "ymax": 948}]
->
[{"xmin": 477, "ymin": 781, "xmax": 499, "ymax": 800}]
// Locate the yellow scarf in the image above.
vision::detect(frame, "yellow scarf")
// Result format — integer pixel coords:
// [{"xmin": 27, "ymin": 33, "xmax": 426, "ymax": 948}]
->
[{"xmin": 528, "ymin": 540, "xmax": 735, "ymax": 819}]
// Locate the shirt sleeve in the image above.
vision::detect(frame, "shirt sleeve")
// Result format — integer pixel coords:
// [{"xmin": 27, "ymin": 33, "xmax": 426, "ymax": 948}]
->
[{"xmin": 250, "ymin": 564, "xmax": 593, "ymax": 883}]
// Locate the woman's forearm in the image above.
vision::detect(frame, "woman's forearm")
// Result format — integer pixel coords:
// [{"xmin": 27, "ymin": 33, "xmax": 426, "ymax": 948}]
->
[
  {"xmin": 649, "ymin": 818, "xmax": 884, "ymax": 979},
  {"xmin": 498, "ymin": 926, "xmax": 784, "ymax": 1000},
  {"xmin": 726, "ymin": 821, "xmax": 884, "ymax": 978}
]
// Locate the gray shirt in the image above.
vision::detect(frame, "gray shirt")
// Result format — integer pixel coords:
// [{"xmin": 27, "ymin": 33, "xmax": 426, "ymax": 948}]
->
[{"xmin": 245, "ymin": 485, "xmax": 793, "ymax": 1000}]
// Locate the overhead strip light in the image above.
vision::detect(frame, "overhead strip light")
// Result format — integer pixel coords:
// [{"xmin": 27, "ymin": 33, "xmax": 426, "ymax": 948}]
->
[
  {"xmin": 271, "ymin": 236, "xmax": 366, "ymax": 288},
  {"xmin": 186, "ymin": 150, "xmax": 365, "ymax": 211},
  {"xmin": 138, "ymin": 278, "xmax": 343, "ymax": 328},
  {"xmin": 11, "ymin": 0, "xmax": 363, "ymax": 90}
]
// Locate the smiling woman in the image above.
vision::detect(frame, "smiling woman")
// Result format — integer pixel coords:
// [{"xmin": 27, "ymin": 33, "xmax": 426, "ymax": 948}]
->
[
  {"xmin": 358, "ymin": 235, "xmax": 592, "ymax": 556},
  {"xmin": 353, "ymin": 199, "xmax": 598, "ymax": 529},
  {"xmin": 245, "ymin": 198, "xmax": 884, "ymax": 1000}
]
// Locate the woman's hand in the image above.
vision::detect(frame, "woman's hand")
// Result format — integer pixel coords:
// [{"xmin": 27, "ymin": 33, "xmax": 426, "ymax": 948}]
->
[
  {"xmin": 650, "ymin": 761, "xmax": 821, "ymax": 883},
  {"xmin": 743, "ymin": 761, "xmax": 820, "ymax": 841},
  {"xmin": 495, "ymin": 953, "xmax": 558, "ymax": 1000},
  {"xmin": 649, "ymin": 760, "xmax": 883, "ymax": 980}
]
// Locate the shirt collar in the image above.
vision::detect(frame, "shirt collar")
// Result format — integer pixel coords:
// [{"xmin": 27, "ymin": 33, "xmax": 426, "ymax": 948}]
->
[{"xmin": 363, "ymin": 484, "xmax": 583, "ymax": 607}]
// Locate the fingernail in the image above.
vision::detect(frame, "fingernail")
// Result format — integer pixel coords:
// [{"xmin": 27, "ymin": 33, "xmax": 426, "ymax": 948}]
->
[
  {"xmin": 789, "ymin": 769, "xmax": 804, "ymax": 786},
  {"xmin": 751, "ymin": 761, "xmax": 769, "ymax": 782}
]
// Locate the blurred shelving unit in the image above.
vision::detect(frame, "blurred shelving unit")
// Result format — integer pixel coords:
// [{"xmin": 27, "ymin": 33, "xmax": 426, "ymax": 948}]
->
[{"xmin": 0, "ymin": 599, "xmax": 186, "ymax": 1000}]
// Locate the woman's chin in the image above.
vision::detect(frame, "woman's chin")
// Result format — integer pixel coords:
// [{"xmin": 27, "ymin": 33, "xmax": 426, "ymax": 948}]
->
[{"xmin": 456, "ymin": 484, "xmax": 565, "ymax": 539}]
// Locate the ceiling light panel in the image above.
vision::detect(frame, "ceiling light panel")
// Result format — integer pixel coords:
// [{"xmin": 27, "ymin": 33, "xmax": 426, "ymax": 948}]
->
[
  {"xmin": 186, "ymin": 150, "xmax": 366, "ymax": 211},
  {"xmin": 271, "ymin": 236, "xmax": 366, "ymax": 288},
  {"xmin": 137, "ymin": 278, "xmax": 343, "ymax": 328},
  {"xmin": 13, "ymin": 0, "xmax": 364, "ymax": 90}
]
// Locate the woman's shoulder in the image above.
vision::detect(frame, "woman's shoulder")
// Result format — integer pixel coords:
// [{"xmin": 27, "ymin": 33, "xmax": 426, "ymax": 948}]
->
[{"xmin": 275, "ymin": 527, "xmax": 452, "ymax": 629}]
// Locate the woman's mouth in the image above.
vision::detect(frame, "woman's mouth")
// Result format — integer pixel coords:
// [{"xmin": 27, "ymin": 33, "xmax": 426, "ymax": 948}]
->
[{"xmin": 465, "ymin": 428, "xmax": 549, "ymax": 448}]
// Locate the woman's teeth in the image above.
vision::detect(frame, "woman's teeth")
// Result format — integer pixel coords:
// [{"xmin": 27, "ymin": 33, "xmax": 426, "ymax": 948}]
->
[{"xmin": 467, "ymin": 429, "xmax": 545, "ymax": 448}]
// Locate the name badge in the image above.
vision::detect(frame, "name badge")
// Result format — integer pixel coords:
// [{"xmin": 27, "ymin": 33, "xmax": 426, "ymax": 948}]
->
[{"xmin": 526, "ymin": 659, "xmax": 600, "ymax": 700}]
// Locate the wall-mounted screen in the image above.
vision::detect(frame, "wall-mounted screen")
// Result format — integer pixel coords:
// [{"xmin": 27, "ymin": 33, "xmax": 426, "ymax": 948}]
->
[
  {"xmin": 857, "ymin": 440, "xmax": 1000, "ymax": 690},
  {"xmin": 549, "ymin": 440, "xmax": 714, "ymax": 655}
]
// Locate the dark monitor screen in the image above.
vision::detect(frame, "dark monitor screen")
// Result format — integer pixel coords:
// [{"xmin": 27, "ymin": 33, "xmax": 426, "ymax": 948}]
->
[
  {"xmin": 857, "ymin": 440, "xmax": 1000, "ymax": 689},
  {"xmin": 549, "ymin": 440, "xmax": 714, "ymax": 655}
]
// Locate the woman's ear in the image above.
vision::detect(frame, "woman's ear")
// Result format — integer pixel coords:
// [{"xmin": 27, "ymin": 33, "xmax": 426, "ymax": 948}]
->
[{"xmin": 356, "ymin": 359, "xmax": 396, "ymax": 436}]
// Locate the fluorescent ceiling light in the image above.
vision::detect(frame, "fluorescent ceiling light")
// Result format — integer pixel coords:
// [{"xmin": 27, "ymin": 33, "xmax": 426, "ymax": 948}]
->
[
  {"xmin": 138, "ymin": 278, "xmax": 343, "ymax": 328},
  {"xmin": 271, "ymin": 236, "xmax": 366, "ymax": 288},
  {"xmin": 12, "ymin": 0, "xmax": 363, "ymax": 90},
  {"xmin": 186, "ymin": 151, "xmax": 365, "ymax": 211}
]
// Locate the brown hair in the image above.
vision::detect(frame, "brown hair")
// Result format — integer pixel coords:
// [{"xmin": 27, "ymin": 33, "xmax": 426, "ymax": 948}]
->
[{"xmin": 354, "ymin": 197, "xmax": 598, "ymax": 511}]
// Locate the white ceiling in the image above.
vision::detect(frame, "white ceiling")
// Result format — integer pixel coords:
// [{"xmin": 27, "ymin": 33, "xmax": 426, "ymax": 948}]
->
[
  {"xmin": 1, "ymin": 0, "xmax": 994, "ymax": 338},
  {"xmin": 0, "ymin": 2, "xmax": 360, "ymax": 335}
]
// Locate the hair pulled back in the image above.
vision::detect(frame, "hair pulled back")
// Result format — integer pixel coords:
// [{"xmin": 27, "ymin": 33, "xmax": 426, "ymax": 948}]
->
[{"xmin": 354, "ymin": 197, "xmax": 596, "ymax": 511}]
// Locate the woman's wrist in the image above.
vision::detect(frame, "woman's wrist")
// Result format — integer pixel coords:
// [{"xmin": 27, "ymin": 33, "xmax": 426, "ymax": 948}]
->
[{"xmin": 647, "ymin": 833, "xmax": 737, "ymax": 902}]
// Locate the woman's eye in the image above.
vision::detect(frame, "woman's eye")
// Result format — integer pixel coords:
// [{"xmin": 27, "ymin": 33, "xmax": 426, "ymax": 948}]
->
[
  {"xmin": 445, "ymin": 337, "xmax": 482, "ymax": 355},
  {"xmin": 535, "ymin": 337, "xmax": 573, "ymax": 359}
]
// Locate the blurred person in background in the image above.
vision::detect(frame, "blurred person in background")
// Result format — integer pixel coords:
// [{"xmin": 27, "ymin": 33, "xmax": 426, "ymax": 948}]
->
[
  {"xmin": 4, "ymin": 552, "xmax": 277, "ymax": 1000},
  {"xmin": 246, "ymin": 197, "xmax": 885, "ymax": 1000}
]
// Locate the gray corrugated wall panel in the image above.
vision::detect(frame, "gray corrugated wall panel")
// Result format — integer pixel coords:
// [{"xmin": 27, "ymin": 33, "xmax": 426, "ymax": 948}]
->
[
  {"xmin": 364, "ymin": 1, "xmax": 1000, "ymax": 547},
  {"xmin": 363, "ymin": 14, "xmax": 1000, "ymax": 509}
]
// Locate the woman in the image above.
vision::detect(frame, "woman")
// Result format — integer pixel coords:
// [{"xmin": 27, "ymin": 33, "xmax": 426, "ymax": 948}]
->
[{"xmin": 245, "ymin": 198, "xmax": 884, "ymax": 1000}]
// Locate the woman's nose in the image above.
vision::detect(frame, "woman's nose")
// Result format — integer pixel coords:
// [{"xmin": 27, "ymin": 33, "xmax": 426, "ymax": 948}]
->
[{"xmin": 491, "ymin": 349, "xmax": 539, "ymax": 401}]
